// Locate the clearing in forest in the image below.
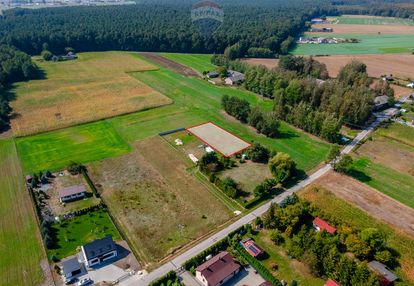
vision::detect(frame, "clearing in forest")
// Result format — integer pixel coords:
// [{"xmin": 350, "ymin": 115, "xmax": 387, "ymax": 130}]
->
[
  {"xmin": 88, "ymin": 136, "xmax": 232, "ymax": 269},
  {"xmin": 11, "ymin": 51, "xmax": 172, "ymax": 136},
  {"xmin": 0, "ymin": 139, "xmax": 46, "ymax": 286}
]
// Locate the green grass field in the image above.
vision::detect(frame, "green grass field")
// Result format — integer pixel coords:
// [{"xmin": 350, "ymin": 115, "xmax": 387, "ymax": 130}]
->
[
  {"xmin": 377, "ymin": 123, "xmax": 414, "ymax": 147},
  {"xmin": 17, "ymin": 120, "xmax": 131, "ymax": 173},
  {"xmin": 116, "ymin": 64, "xmax": 330, "ymax": 171},
  {"xmin": 160, "ymin": 53, "xmax": 215, "ymax": 73},
  {"xmin": 349, "ymin": 157, "xmax": 414, "ymax": 209},
  {"xmin": 301, "ymin": 187, "xmax": 414, "ymax": 284},
  {"xmin": 335, "ymin": 15, "xmax": 414, "ymax": 26},
  {"xmin": 49, "ymin": 209, "xmax": 121, "ymax": 260},
  {"xmin": 0, "ymin": 139, "xmax": 45, "ymax": 286},
  {"xmin": 291, "ymin": 34, "xmax": 414, "ymax": 55}
]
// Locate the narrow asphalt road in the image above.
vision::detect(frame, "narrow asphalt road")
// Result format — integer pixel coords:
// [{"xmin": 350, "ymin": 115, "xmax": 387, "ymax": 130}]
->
[{"xmin": 123, "ymin": 114, "xmax": 390, "ymax": 286}]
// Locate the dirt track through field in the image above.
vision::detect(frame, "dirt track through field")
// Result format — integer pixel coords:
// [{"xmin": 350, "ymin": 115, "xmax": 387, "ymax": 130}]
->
[
  {"xmin": 140, "ymin": 52, "xmax": 199, "ymax": 77},
  {"xmin": 314, "ymin": 171, "xmax": 414, "ymax": 239},
  {"xmin": 311, "ymin": 23, "xmax": 414, "ymax": 34}
]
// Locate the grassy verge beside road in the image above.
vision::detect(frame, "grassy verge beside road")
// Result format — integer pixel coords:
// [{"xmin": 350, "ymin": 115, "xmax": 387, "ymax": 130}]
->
[{"xmin": 0, "ymin": 139, "xmax": 45, "ymax": 286}]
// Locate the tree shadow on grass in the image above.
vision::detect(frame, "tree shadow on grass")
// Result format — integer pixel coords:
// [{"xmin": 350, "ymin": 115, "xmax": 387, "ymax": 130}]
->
[
  {"xmin": 277, "ymin": 130, "xmax": 300, "ymax": 139},
  {"xmin": 347, "ymin": 169, "xmax": 372, "ymax": 183}
]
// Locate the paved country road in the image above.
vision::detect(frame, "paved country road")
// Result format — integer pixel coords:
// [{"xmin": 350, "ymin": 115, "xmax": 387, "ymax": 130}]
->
[{"xmin": 123, "ymin": 113, "xmax": 391, "ymax": 286}]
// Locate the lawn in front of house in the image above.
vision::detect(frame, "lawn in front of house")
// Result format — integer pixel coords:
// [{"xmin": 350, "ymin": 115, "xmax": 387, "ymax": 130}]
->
[{"xmin": 48, "ymin": 208, "xmax": 121, "ymax": 260}]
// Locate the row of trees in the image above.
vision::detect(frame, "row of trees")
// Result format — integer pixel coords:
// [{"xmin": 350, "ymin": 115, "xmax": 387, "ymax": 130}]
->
[
  {"xmin": 333, "ymin": 0, "xmax": 414, "ymax": 19},
  {"xmin": 223, "ymin": 57, "xmax": 394, "ymax": 142},
  {"xmin": 221, "ymin": 95, "xmax": 280, "ymax": 138},
  {"xmin": 0, "ymin": 45, "xmax": 38, "ymax": 130},
  {"xmin": 260, "ymin": 196, "xmax": 397, "ymax": 285},
  {"xmin": 0, "ymin": 1, "xmax": 335, "ymax": 56}
]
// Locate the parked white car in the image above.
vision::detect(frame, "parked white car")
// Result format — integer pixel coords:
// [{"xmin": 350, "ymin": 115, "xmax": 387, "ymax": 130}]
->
[
  {"xmin": 77, "ymin": 278, "xmax": 93, "ymax": 286},
  {"xmin": 407, "ymin": 82, "xmax": 414, "ymax": 88}
]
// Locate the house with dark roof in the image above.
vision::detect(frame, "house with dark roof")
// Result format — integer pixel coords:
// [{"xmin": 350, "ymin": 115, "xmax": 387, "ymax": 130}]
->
[
  {"xmin": 313, "ymin": 217, "xmax": 337, "ymax": 234},
  {"xmin": 207, "ymin": 71, "xmax": 219, "ymax": 79},
  {"xmin": 59, "ymin": 185, "xmax": 86, "ymax": 203},
  {"xmin": 81, "ymin": 236, "xmax": 118, "ymax": 268},
  {"xmin": 225, "ymin": 70, "xmax": 245, "ymax": 86},
  {"xmin": 324, "ymin": 278, "xmax": 340, "ymax": 286},
  {"xmin": 195, "ymin": 251, "xmax": 241, "ymax": 286},
  {"xmin": 368, "ymin": 261, "xmax": 398, "ymax": 286},
  {"xmin": 240, "ymin": 237, "xmax": 264, "ymax": 258},
  {"xmin": 61, "ymin": 257, "xmax": 82, "ymax": 280}
]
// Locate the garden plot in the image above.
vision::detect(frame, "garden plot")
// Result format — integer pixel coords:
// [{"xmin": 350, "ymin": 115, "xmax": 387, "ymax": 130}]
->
[{"xmin": 186, "ymin": 122, "xmax": 251, "ymax": 157}]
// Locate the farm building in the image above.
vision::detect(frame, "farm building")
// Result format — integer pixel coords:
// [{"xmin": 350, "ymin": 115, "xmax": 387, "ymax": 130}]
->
[
  {"xmin": 59, "ymin": 185, "xmax": 86, "ymax": 203},
  {"xmin": 207, "ymin": 71, "xmax": 219, "ymax": 78},
  {"xmin": 374, "ymin": 95, "xmax": 390, "ymax": 111},
  {"xmin": 240, "ymin": 237, "xmax": 264, "ymax": 258},
  {"xmin": 310, "ymin": 27, "xmax": 333, "ymax": 32},
  {"xmin": 368, "ymin": 261, "xmax": 398, "ymax": 286},
  {"xmin": 81, "ymin": 235, "xmax": 118, "ymax": 268},
  {"xmin": 186, "ymin": 122, "xmax": 251, "ymax": 157},
  {"xmin": 325, "ymin": 278, "xmax": 340, "ymax": 286},
  {"xmin": 313, "ymin": 217, "xmax": 337, "ymax": 234},
  {"xmin": 225, "ymin": 70, "xmax": 245, "ymax": 85},
  {"xmin": 61, "ymin": 257, "xmax": 82, "ymax": 280},
  {"xmin": 195, "ymin": 251, "xmax": 240, "ymax": 286}
]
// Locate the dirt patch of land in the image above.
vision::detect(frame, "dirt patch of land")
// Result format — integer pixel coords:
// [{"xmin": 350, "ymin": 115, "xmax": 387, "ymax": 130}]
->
[
  {"xmin": 88, "ymin": 136, "xmax": 231, "ymax": 268},
  {"xmin": 313, "ymin": 171, "xmax": 414, "ymax": 238},
  {"xmin": 313, "ymin": 54, "xmax": 414, "ymax": 79},
  {"xmin": 139, "ymin": 52, "xmax": 199, "ymax": 77},
  {"xmin": 311, "ymin": 23, "xmax": 414, "ymax": 34}
]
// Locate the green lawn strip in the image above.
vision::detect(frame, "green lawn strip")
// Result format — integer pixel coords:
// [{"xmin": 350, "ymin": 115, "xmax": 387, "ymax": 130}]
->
[
  {"xmin": 300, "ymin": 187, "xmax": 414, "ymax": 284},
  {"xmin": 250, "ymin": 231, "xmax": 324, "ymax": 286},
  {"xmin": 350, "ymin": 157, "xmax": 414, "ymax": 209},
  {"xmin": 125, "ymin": 68, "xmax": 330, "ymax": 171},
  {"xmin": 336, "ymin": 15, "xmax": 414, "ymax": 26},
  {"xmin": 0, "ymin": 139, "xmax": 45, "ymax": 286},
  {"xmin": 291, "ymin": 34, "xmax": 414, "ymax": 55},
  {"xmin": 17, "ymin": 120, "xmax": 131, "ymax": 173},
  {"xmin": 160, "ymin": 53, "xmax": 215, "ymax": 74},
  {"xmin": 376, "ymin": 123, "xmax": 414, "ymax": 148},
  {"xmin": 48, "ymin": 208, "xmax": 121, "ymax": 260}
]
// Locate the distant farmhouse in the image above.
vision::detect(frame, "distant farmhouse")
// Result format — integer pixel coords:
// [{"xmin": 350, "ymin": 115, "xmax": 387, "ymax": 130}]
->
[
  {"xmin": 59, "ymin": 185, "xmax": 86, "ymax": 203},
  {"xmin": 52, "ymin": 51, "xmax": 78, "ymax": 62},
  {"xmin": 310, "ymin": 27, "xmax": 333, "ymax": 32},
  {"xmin": 225, "ymin": 70, "xmax": 245, "ymax": 85},
  {"xmin": 195, "ymin": 251, "xmax": 241, "ymax": 286},
  {"xmin": 81, "ymin": 235, "xmax": 118, "ymax": 268},
  {"xmin": 311, "ymin": 18, "xmax": 328, "ymax": 24},
  {"xmin": 207, "ymin": 71, "xmax": 219, "ymax": 79},
  {"xmin": 374, "ymin": 95, "xmax": 390, "ymax": 111},
  {"xmin": 368, "ymin": 261, "xmax": 398, "ymax": 286}
]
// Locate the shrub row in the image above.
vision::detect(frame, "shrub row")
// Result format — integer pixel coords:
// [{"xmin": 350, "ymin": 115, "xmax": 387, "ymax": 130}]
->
[
  {"xmin": 64, "ymin": 202, "xmax": 106, "ymax": 218},
  {"xmin": 81, "ymin": 168, "xmax": 99, "ymax": 198},
  {"xmin": 149, "ymin": 271, "xmax": 181, "ymax": 286}
]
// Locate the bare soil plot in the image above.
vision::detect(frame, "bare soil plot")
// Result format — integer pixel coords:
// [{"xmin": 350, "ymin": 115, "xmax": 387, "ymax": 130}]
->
[
  {"xmin": 313, "ymin": 171, "xmax": 414, "ymax": 239},
  {"xmin": 313, "ymin": 54, "xmax": 414, "ymax": 79},
  {"xmin": 139, "ymin": 52, "xmax": 199, "ymax": 77},
  {"xmin": 88, "ymin": 136, "xmax": 232, "ymax": 268},
  {"xmin": 186, "ymin": 122, "xmax": 251, "ymax": 157},
  {"xmin": 356, "ymin": 134, "xmax": 414, "ymax": 176},
  {"xmin": 310, "ymin": 23, "xmax": 414, "ymax": 35},
  {"xmin": 10, "ymin": 52, "xmax": 172, "ymax": 136}
]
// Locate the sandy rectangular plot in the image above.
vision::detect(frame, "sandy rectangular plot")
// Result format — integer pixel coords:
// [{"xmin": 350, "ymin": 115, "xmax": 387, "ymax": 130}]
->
[{"xmin": 186, "ymin": 122, "xmax": 251, "ymax": 157}]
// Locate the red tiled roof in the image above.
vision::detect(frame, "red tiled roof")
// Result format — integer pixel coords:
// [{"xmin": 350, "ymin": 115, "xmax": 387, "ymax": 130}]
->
[
  {"xmin": 240, "ymin": 238, "xmax": 264, "ymax": 257},
  {"xmin": 196, "ymin": 251, "xmax": 240, "ymax": 286},
  {"xmin": 313, "ymin": 217, "xmax": 337, "ymax": 234},
  {"xmin": 325, "ymin": 278, "xmax": 340, "ymax": 286}
]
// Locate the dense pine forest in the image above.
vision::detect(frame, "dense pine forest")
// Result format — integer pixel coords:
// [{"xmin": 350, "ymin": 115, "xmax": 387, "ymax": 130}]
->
[
  {"xmin": 0, "ymin": 0, "xmax": 334, "ymax": 56},
  {"xmin": 332, "ymin": 0, "xmax": 414, "ymax": 18}
]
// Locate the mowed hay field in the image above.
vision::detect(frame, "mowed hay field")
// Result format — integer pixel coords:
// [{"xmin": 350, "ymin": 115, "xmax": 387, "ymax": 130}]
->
[
  {"xmin": 88, "ymin": 136, "xmax": 232, "ymax": 268},
  {"xmin": 17, "ymin": 120, "xmax": 131, "ymax": 173},
  {"xmin": 334, "ymin": 15, "xmax": 414, "ymax": 26},
  {"xmin": 0, "ymin": 139, "xmax": 45, "ymax": 286},
  {"xmin": 160, "ymin": 53, "xmax": 215, "ymax": 74},
  {"xmin": 11, "ymin": 52, "xmax": 172, "ymax": 136},
  {"xmin": 300, "ymin": 186, "xmax": 414, "ymax": 284}
]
